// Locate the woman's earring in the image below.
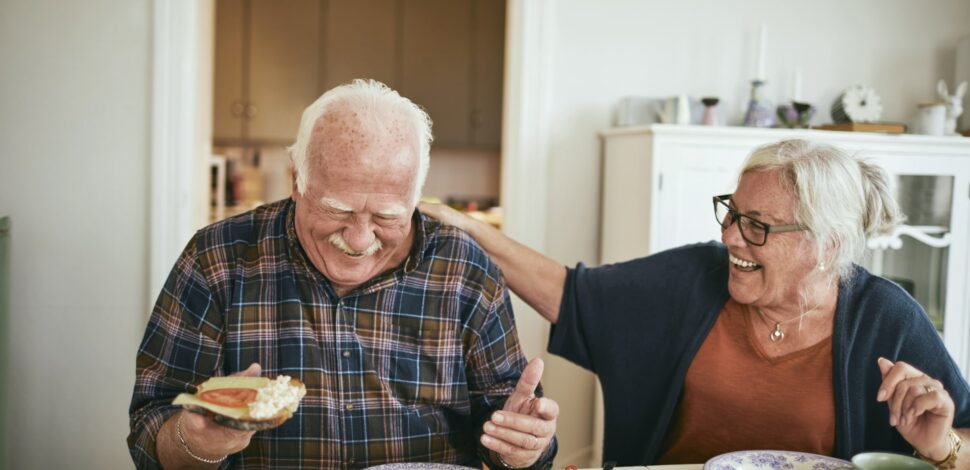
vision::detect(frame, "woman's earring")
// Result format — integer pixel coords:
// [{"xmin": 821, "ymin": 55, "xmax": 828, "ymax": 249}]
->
[{"xmin": 818, "ymin": 261, "xmax": 826, "ymax": 271}]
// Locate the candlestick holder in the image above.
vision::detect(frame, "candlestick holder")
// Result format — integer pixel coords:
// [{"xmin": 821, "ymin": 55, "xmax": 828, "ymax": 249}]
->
[
  {"xmin": 743, "ymin": 79, "xmax": 775, "ymax": 128},
  {"xmin": 776, "ymin": 101, "xmax": 816, "ymax": 128}
]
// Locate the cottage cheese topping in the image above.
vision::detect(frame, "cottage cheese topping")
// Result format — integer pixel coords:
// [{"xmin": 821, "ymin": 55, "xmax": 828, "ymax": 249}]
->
[{"xmin": 248, "ymin": 376, "xmax": 307, "ymax": 420}]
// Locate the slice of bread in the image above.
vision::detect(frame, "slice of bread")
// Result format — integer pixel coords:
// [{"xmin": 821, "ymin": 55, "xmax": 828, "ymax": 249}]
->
[{"xmin": 173, "ymin": 376, "xmax": 306, "ymax": 431}]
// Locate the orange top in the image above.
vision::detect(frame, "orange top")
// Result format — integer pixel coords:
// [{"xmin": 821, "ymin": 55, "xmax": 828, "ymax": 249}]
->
[{"xmin": 658, "ymin": 298, "xmax": 835, "ymax": 464}]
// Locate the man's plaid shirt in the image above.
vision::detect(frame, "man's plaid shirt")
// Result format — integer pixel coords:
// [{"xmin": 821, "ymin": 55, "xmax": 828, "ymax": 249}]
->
[{"xmin": 128, "ymin": 199, "xmax": 544, "ymax": 469}]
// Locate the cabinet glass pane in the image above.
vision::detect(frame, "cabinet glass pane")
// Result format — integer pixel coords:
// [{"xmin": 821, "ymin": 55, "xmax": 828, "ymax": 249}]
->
[{"xmin": 863, "ymin": 175, "xmax": 953, "ymax": 332}]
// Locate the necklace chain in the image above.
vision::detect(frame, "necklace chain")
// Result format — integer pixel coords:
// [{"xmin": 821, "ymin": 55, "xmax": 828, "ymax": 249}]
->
[{"xmin": 756, "ymin": 308, "xmax": 814, "ymax": 343}]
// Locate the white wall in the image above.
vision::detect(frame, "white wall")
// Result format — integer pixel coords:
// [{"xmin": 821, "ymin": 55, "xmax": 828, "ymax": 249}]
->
[
  {"xmin": 0, "ymin": 0, "xmax": 152, "ymax": 468},
  {"xmin": 543, "ymin": 0, "xmax": 970, "ymax": 271}
]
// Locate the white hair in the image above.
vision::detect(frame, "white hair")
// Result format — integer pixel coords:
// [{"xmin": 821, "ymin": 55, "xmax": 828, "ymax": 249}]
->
[
  {"xmin": 287, "ymin": 79, "xmax": 433, "ymax": 204},
  {"xmin": 739, "ymin": 139, "xmax": 905, "ymax": 282}
]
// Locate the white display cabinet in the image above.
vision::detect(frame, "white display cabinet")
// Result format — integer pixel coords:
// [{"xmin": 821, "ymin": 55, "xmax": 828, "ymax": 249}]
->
[{"xmin": 599, "ymin": 124, "xmax": 970, "ymax": 375}]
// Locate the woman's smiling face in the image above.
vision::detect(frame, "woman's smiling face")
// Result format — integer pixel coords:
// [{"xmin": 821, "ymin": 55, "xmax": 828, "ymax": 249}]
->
[{"xmin": 722, "ymin": 169, "xmax": 819, "ymax": 311}]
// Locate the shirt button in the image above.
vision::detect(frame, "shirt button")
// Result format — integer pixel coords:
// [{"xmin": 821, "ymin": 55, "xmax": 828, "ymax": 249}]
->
[
  {"xmin": 345, "ymin": 404, "xmax": 354, "ymax": 411},
  {"xmin": 348, "ymin": 457, "xmax": 356, "ymax": 464},
  {"xmin": 342, "ymin": 350, "xmax": 352, "ymax": 358}
]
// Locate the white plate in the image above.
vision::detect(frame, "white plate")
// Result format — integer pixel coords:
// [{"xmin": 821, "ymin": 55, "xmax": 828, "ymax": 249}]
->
[
  {"xmin": 705, "ymin": 450, "xmax": 850, "ymax": 470},
  {"xmin": 363, "ymin": 464, "xmax": 478, "ymax": 470}
]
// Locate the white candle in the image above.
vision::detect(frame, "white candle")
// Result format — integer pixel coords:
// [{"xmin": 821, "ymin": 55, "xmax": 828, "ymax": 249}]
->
[
  {"xmin": 793, "ymin": 66, "xmax": 803, "ymax": 101},
  {"xmin": 756, "ymin": 23, "xmax": 766, "ymax": 81}
]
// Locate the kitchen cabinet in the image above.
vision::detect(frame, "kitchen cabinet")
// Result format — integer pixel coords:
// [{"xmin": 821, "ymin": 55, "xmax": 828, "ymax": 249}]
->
[
  {"xmin": 469, "ymin": 0, "xmax": 505, "ymax": 148},
  {"xmin": 213, "ymin": 0, "xmax": 245, "ymax": 141},
  {"xmin": 213, "ymin": 0, "xmax": 504, "ymax": 149},
  {"xmin": 214, "ymin": 0, "xmax": 321, "ymax": 143},
  {"xmin": 248, "ymin": 0, "xmax": 321, "ymax": 142},
  {"xmin": 322, "ymin": 0, "xmax": 398, "ymax": 90},
  {"xmin": 399, "ymin": 0, "xmax": 504, "ymax": 149},
  {"xmin": 401, "ymin": 0, "xmax": 473, "ymax": 148},
  {"xmin": 599, "ymin": 124, "xmax": 970, "ymax": 376}
]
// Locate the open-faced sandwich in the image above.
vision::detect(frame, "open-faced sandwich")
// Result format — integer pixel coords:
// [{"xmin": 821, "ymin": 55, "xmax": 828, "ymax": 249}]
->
[{"xmin": 173, "ymin": 375, "xmax": 307, "ymax": 430}]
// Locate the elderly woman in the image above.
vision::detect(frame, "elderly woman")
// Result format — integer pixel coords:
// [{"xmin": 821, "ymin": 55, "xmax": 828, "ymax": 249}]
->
[{"xmin": 422, "ymin": 139, "xmax": 970, "ymax": 467}]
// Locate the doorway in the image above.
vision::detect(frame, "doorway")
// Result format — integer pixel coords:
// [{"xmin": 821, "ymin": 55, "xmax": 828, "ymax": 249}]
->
[
  {"xmin": 150, "ymin": 0, "xmax": 579, "ymax": 465},
  {"xmin": 209, "ymin": 0, "xmax": 506, "ymax": 227}
]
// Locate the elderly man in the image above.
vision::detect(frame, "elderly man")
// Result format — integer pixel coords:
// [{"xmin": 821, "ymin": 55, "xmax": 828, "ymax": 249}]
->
[{"xmin": 128, "ymin": 79, "xmax": 558, "ymax": 469}]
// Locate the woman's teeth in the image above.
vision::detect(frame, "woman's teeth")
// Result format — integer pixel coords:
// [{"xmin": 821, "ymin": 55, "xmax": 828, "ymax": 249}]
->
[{"xmin": 730, "ymin": 254, "xmax": 761, "ymax": 270}]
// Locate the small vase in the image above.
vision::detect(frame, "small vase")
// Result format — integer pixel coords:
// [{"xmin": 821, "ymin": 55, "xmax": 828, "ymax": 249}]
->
[
  {"xmin": 743, "ymin": 80, "xmax": 775, "ymax": 128},
  {"xmin": 701, "ymin": 97, "xmax": 720, "ymax": 126}
]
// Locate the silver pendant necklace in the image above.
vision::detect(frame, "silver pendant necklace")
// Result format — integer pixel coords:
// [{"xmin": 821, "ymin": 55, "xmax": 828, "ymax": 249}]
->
[{"xmin": 756, "ymin": 308, "xmax": 814, "ymax": 342}]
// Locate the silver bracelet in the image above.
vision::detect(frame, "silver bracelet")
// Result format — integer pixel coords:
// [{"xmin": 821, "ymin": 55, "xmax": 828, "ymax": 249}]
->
[
  {"xmin": 176, "ymin": 413, "xmax": 227, "ymax": 465},
  {"xmin": 496, "ymin": 453, "xmax": 518, "ymax": 469}
]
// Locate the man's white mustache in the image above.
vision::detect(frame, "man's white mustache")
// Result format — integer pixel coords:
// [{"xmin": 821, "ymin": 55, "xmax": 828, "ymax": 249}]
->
[{"xmin": 328, "ymin": 232, "xmax": 382, "ymax": 257}]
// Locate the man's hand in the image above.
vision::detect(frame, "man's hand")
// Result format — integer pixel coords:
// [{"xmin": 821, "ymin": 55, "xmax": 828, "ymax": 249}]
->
[
  {"xmin": 159, "ymin": 363, "xmax": 262, "ymax": 468},
  {"xmin": 877, "ymin": 357, "xmax": 955, "ymax": 461},
  {"xmin": 480, "ymin": 358, "xmax": 559, "ymax": 468}
]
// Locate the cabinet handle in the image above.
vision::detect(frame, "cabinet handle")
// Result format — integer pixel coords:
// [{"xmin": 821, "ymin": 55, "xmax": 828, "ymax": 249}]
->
[
  {"xmin": 244, "ymin": 103, "xmax": 258, "ymax": 118},
  {"xmin": 231, "ymin": 101, "xmax": 244, "ymax": 118}
]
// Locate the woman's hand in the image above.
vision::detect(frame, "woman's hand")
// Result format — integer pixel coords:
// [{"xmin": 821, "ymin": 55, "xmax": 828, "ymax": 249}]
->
[
  {"xmin": 419, "ymin": 202, "xmax": 476, "ymax": 232},
  {"xmin": 877, "ymin": 357, "xmax": 955, "ymax": 461},
  {"xmin": 419, "ymin": 201, "xmax": 568, "ymax": 324}
]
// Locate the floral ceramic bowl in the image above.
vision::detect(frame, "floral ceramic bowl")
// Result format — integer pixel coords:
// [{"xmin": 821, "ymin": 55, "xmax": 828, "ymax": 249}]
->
[{"xmin": 705, "ymin": 450, "xmax": 850, "ymax": 470}]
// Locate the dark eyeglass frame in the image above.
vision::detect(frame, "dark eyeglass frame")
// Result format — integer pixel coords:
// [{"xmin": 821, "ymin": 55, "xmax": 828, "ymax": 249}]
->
[{"xmin": 712, "ymin": 194, "xmax": 807, "ymax": 246}]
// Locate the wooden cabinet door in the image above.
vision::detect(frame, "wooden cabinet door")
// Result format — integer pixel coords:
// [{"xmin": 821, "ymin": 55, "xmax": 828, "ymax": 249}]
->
[
  {"xmin": 322, "ymin": 0, "xmax": 398, "ymax": 90},
  {"xmin": 213, "ymin": 0, "xmax": 245, "ymax": 141},
  {"xmin": 401, "ymin": 0, "xmax": 472, "ymax": 148},
  {"xmin": 213, "ymin": 0, "xmax": 505, "ymax": 146},
  {"xmin": 248, "ymin": 0, "xmax": 321, "ymax": 142},
  {"xmin": 471, "ymin": 0, "xmax": 504, "ymax": 149}
]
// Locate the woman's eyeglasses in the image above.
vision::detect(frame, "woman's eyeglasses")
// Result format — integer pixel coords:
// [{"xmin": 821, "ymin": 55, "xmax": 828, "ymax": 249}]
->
[{"xmin": 712, "ymin": 194, "xmax": 807, "ymax": 246}]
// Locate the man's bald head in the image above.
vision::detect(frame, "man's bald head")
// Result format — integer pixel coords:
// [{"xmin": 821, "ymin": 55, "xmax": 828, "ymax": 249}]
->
[{"xmin": 288, "ymin": 79, "xmax": 433, "ymax": 205}]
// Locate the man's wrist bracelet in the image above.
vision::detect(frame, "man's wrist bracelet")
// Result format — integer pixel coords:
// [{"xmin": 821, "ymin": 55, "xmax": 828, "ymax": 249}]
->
[
  {"xmin": 176, "ymin": 413, "xmax": 228, "ymax": 465},
  {"xmin": 492, "ymin": 444, "xmax": 554, "ymax": 470}
]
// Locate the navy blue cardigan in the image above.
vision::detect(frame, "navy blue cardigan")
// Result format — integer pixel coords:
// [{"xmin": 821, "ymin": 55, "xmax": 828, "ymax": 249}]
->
[{"xmin": 549, "ymin": 242, "xmax": 970, "ymax": 465}]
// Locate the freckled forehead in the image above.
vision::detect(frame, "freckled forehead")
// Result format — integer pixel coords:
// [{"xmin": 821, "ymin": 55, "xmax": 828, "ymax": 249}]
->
[
  {"xmin": 735, "ymin": 170, "xmax": 798, "ymax": 220},
  {"xmin": 310, "ymin": 105, "xmax": 415, "ymax": 160},
  {"xmin": 304, "ymin": 102, "xmax": 420, "ymax": 198}
]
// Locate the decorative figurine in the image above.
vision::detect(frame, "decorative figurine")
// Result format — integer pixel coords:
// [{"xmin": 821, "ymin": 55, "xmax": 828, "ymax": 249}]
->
[
  {"xmin": 937, "ymin": 79, "xmax": 967, "ymax": 136},
  {"xmin": 776, "ymin": 101, "xmax": 816, "ymax": 128},
  {"xmin": 831, "ymin": 84, "xmax": 883, "ymax": 123},
  {"xmin": 743, "ymin": 79, "xmax": 774, "ymax": 128}
]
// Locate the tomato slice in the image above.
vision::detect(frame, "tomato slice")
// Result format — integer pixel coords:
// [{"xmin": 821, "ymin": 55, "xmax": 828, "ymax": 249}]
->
[{"xmin": 199, "ymin": 388, "xmax": 257, "ymax": 407}]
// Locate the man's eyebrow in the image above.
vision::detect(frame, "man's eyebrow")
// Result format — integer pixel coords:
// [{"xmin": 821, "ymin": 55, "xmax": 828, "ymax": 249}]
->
[
  {"xmin": 376, "ymin": 206, "xmax": 408, "ymax": 217},
  {"xmin": 320, "ymin": 197, "xmax": 352, "ymax": 211}
]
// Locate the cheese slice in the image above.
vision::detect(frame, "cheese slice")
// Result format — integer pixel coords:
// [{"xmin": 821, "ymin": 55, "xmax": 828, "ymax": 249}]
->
[{"xmin": 173, "ymin": 376, "xmax": 273, "ymax": 420}]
